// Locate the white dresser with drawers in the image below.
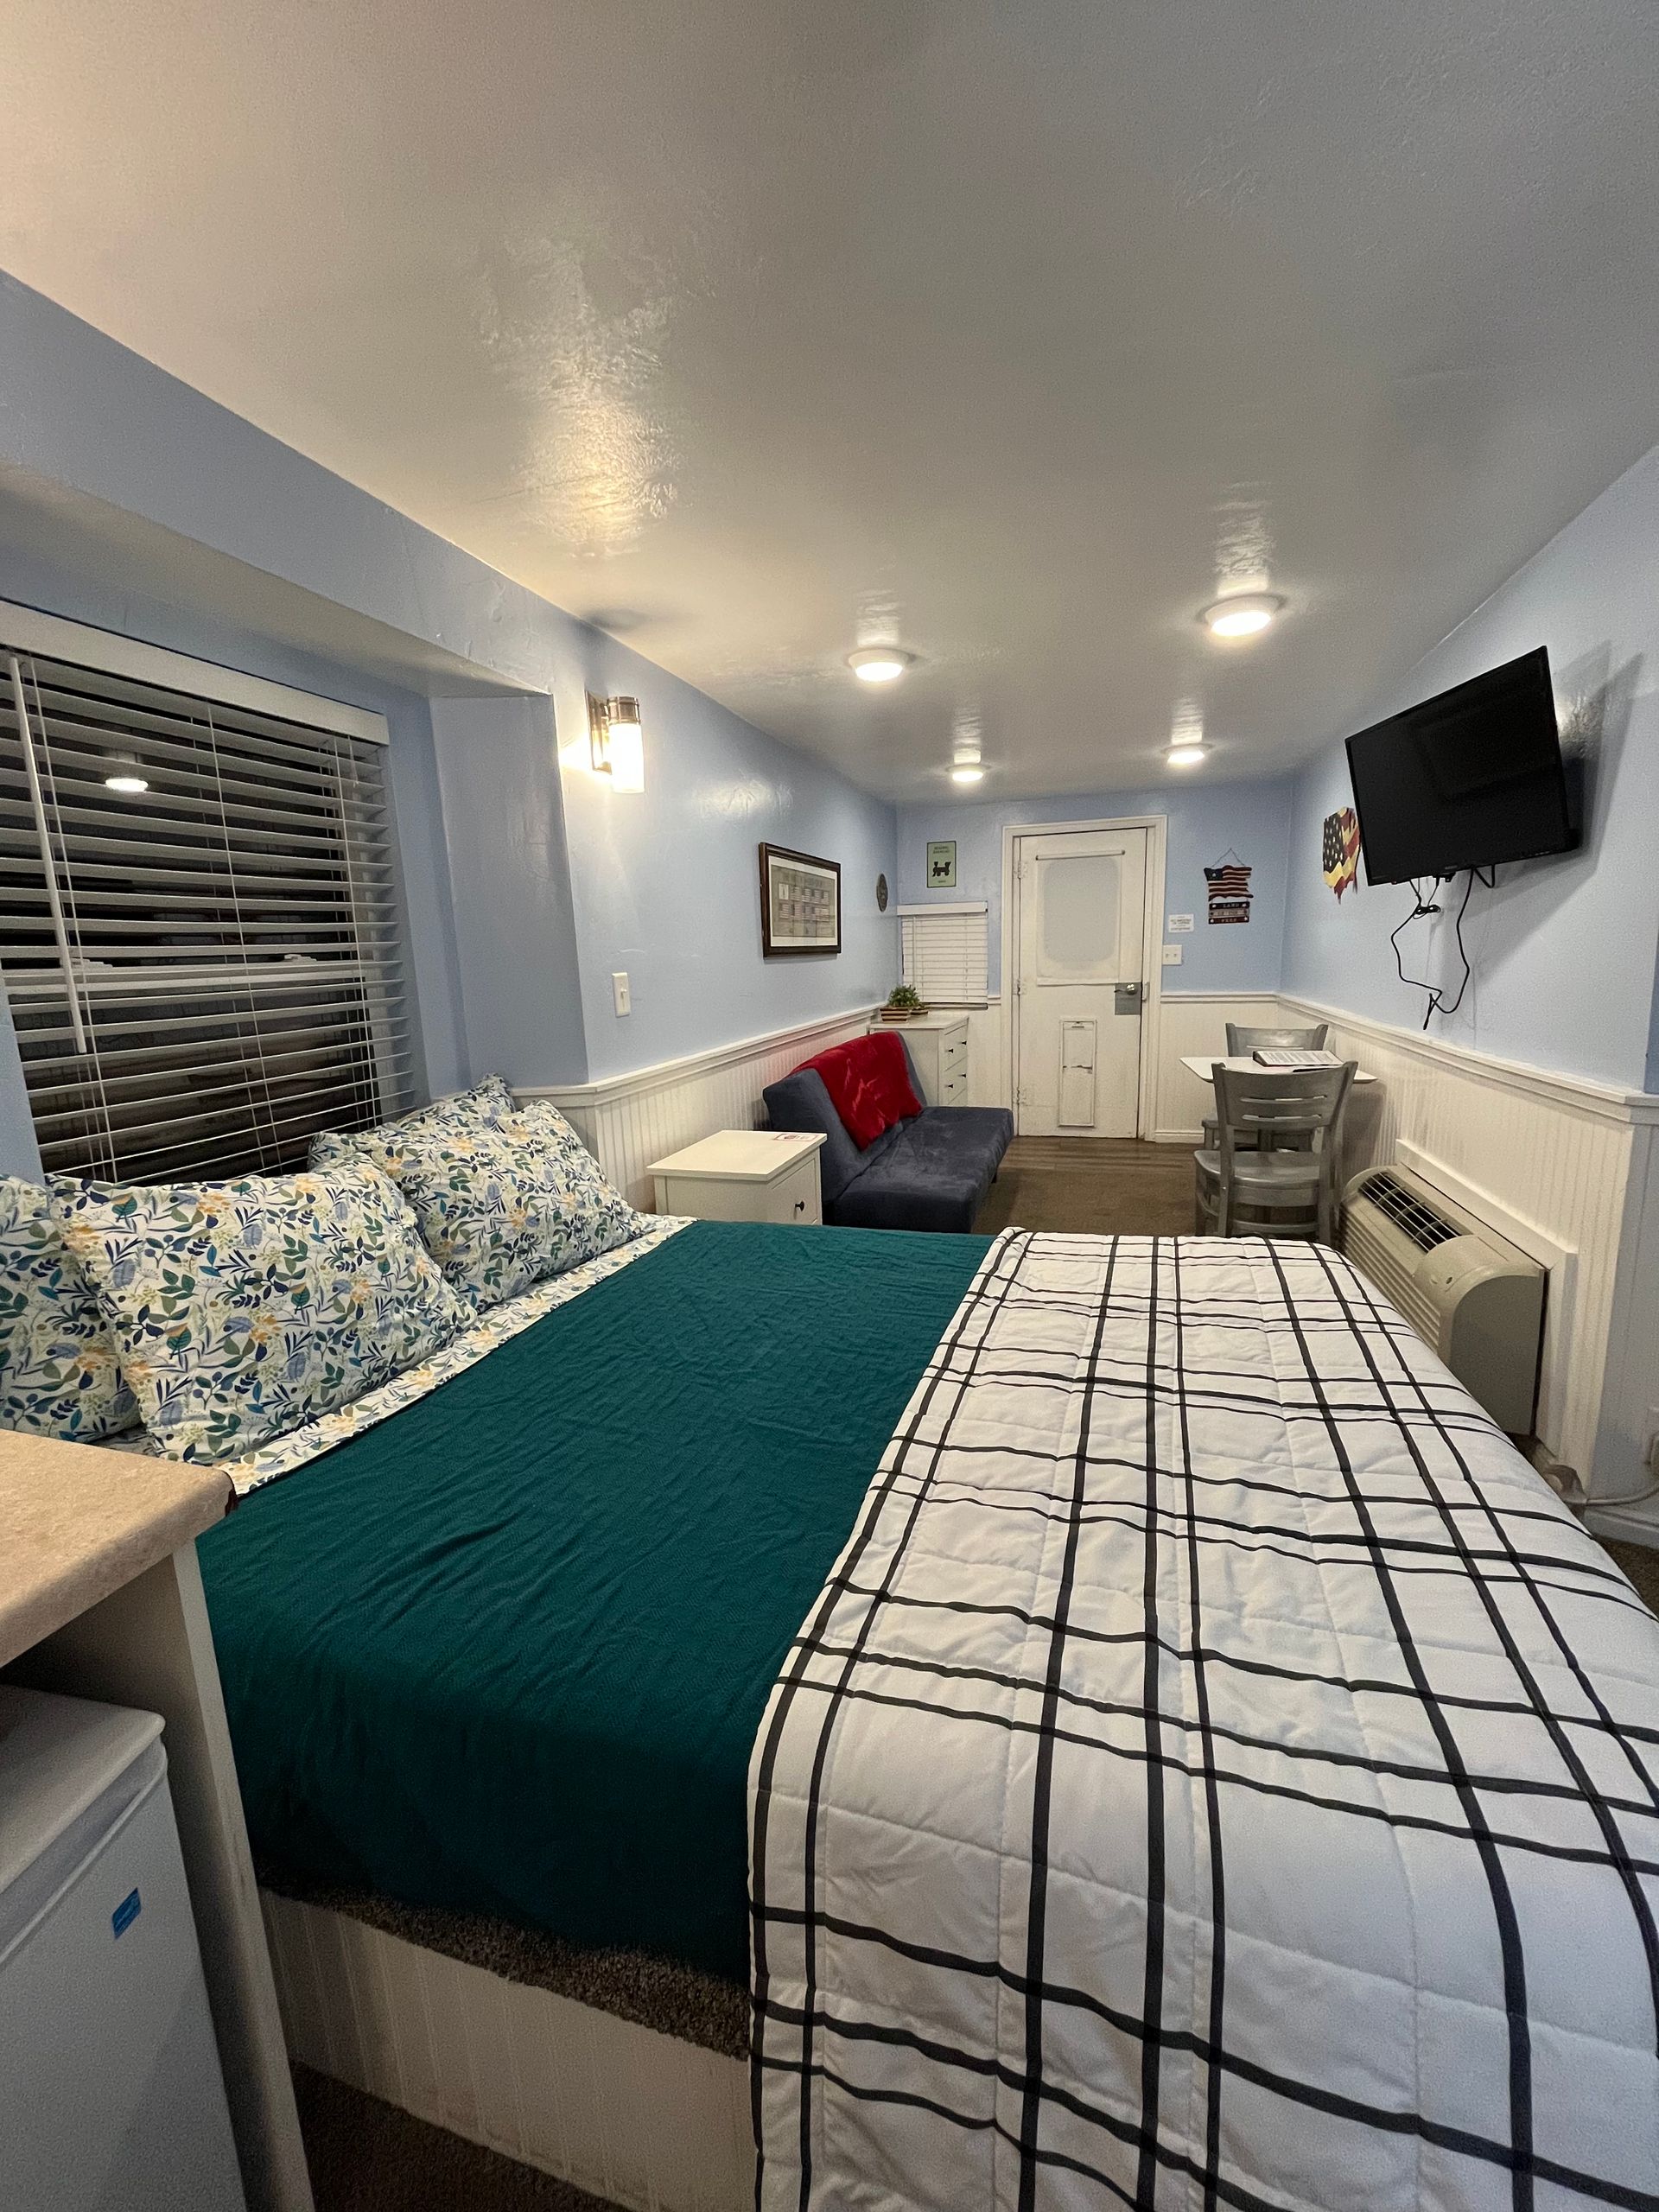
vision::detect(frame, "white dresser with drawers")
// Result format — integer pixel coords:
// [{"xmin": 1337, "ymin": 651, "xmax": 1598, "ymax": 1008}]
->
[{"xmin": 870, "ymin": 1014, "xmax": 969, "ymax": 1106}]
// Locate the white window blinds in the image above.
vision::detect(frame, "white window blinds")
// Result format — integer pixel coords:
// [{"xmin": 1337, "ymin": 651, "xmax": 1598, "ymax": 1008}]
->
[
  {"xmin": 898, "ymin": 902, "xmax": 989, "ymax": 1006},
  {"xmin": 0, "ymin": 645, "xmax": 412, "ymax": 1183}
]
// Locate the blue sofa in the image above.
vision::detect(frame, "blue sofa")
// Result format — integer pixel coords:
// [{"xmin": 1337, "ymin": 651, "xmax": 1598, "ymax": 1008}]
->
[{"xmin": 763, "ymin": 1041, "xmax": 1014, "ymax": 1234}]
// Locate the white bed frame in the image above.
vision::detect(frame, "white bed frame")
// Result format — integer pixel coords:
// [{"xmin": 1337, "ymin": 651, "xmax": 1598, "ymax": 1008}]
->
[{"xmin": 262, "ymin": 1891, "xmax": 754, "ymax": 2212}]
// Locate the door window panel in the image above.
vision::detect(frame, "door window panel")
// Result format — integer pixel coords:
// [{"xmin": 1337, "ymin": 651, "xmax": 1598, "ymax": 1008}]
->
[{"xmin": 1036, "ymin": 852, "xmax": 1120, "ymax": 981}]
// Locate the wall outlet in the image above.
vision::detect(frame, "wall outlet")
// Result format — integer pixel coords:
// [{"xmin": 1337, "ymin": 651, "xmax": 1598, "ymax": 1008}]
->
[
  {"xmin": 1166, "ymin": 913, "xmax": 1194, "ymax": 934},
  {"xmin": 612, "ymin": 970, "xmax": 632, "ymax": 1016},
  {"xmin": 1161, "ymin": 944, "xmax": 1184, "ymax": 966}
]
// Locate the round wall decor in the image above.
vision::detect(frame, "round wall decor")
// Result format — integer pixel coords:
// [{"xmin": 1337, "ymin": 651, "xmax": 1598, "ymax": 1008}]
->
[{"xmin": 875, "ymin": 873, "xmax": 889, "ymax": 912}]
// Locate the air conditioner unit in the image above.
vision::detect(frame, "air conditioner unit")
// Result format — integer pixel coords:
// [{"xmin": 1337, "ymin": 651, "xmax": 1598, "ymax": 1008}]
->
[{"xmin": 1340, "ymin": 1164, "xmax": 1546, "ymax": 1434}]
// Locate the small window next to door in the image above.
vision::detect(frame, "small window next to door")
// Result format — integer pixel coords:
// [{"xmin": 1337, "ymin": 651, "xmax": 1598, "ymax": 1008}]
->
[{"xmin": 1037, "ymin": 851, "xmax": 1121, "ymax": 980}]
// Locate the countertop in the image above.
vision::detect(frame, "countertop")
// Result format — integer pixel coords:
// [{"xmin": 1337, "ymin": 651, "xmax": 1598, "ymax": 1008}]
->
[{"xmin": 0, "ymin": 1431, "xmax": 232, "ymax": 1669}]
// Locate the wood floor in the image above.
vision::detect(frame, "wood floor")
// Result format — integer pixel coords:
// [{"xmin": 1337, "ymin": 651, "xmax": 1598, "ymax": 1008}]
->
[{"xmin": 976, "ymin": 1135, "xmax": 1196, "ymax": 1237}]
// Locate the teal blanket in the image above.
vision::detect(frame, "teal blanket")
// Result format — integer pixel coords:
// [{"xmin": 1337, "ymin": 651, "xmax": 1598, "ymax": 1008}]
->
[{"xmin": 199, "ymin": 1220, "xmax": 988, "ymax": 1980}]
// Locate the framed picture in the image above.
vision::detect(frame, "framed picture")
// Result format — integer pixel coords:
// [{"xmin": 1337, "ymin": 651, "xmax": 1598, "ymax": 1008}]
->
[
  {"xmin": 760, "ymin": 842, "xmax": 842, "ymax": 956},
  {"xmin": 926, "ymin": 839, "xmax": 957, "ymax": 888}
]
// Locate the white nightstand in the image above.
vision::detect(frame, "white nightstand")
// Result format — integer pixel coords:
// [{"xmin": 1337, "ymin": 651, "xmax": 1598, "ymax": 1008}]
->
[{"xmin": 647, "ymin": 1129, "xmax": 826, "ymax": 1224}]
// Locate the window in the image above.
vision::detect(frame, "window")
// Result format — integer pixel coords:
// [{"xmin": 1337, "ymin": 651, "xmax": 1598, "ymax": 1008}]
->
[
  {"xmin": 0, "ymin": 620, "xmax": 412, "ymax": 1184},
  {"xmin": 898, "ymin": 902, "xmax": 989, "ymax": 1007}
]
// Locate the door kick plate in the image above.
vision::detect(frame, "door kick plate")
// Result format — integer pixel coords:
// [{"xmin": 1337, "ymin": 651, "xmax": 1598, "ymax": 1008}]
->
[{"xmin": 1115, "ymin": 983, "xmax": 1143, "ymax": 1015}]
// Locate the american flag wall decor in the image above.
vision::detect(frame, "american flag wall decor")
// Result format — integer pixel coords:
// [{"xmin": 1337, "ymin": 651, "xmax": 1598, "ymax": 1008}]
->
[
  {"xmin": 1323, "ymin": 805, "xmax": 1361, "ymax": 899},
  {"xmin": 1204, "ymin": 857, "xmax": 1253, "ymax": 925}
]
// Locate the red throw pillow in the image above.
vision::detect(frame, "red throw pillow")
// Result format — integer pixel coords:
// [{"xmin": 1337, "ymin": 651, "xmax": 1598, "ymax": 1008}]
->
[{"xmin": 802, "ymin": 1031, "xmax": 923, "ymax": 1149}]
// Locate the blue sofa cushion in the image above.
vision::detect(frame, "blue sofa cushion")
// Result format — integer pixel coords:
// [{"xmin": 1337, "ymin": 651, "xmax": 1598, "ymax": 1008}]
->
[
  {"xmin": 760, "ymin": 1068, "xmax": 868, "ymax": 1204},
  {"xmin": 830, "ymin": 1106, "xmax": 1014, "ymax": 1235}
]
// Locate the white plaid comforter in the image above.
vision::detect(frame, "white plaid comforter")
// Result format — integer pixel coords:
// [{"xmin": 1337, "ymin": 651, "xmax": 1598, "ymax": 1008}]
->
[{"xmin": 751, "ymin": 1231, "xmax": 1659, "ymax": 2212}]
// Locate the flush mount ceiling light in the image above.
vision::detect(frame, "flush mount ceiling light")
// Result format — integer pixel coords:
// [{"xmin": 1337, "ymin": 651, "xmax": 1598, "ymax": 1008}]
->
[
  {"xmin": 587, "ymin": 692, "xmax": 645, "ymax": 793},
  {"xmin": 848, "ymin": 646, "xmax": 913, "ymax": 683},
  {"xmin": 1166, "ymin": 745, "xmax": 1206, "ymax": 769},
  {"xmin": 1199, "ymin": 591, "xmax": 1284, "ymax": 640},
  {"xmin": 950, "ymin": 764, "xmax": 985, "ymax": 785}
]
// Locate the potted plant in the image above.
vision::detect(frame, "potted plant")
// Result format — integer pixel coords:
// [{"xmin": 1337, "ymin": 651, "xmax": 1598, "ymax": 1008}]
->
[{"xmin": 879, "ymin": 983, "xmax": 927, "ymax": 1021}]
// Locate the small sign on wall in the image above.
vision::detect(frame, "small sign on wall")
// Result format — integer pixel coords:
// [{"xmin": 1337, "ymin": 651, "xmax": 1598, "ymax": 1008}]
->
[
  {"xmin": 1204, "ymin": 852, "xmax": 1254, "ymax": 925},
  {"xmin": 926, "ymin": 840, "xmax": 957, "ymax": 888}
]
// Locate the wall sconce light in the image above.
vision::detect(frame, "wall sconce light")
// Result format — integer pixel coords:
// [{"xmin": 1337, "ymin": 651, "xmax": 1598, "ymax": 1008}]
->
[{"xmin": 587, "ymin": 693, "xmax": 645, "ymax": 793}]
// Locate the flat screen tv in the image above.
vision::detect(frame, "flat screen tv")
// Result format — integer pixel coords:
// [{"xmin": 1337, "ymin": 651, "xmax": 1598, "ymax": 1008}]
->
[{"xmin": 1344, "ymin": 646, "xmax": 1577, "ymax": 886}]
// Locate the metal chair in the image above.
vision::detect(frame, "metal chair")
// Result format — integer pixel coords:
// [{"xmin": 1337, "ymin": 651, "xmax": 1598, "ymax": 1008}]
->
[
  {"xmin": 1225, "ymin": 1020, "xmax": 1329, "ymax": 1057},
  {"xmin": 1202, "ymin": 1024, "xmax": 1332, "ymax": 1151},
  {"xmin": 1193, "ymin": 1062, "xmax": 1356, "ymax": 1243}
]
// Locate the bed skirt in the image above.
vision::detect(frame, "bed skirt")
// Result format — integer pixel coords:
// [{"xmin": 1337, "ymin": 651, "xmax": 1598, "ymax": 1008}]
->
[{"xmin": 261, "ymin": 1891, "xmax": 753, "ymax": 2212}]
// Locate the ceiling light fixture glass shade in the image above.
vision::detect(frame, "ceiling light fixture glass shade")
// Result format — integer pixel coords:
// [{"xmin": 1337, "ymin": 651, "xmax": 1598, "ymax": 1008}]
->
[
  {"xmin": 848, "ymin": 646, "xmax": 912, "ymax": 683},
  {"xmin": 1199, "ymin": 591, "xmax": 1284, "ymax": 639},
  {"xmin": 1166, "ymin": 745, "xmax": 1206, "ymax": 768},
  {"xmin": 103, "ymin": 754, "xmax": 149, "ymax": 794},
  {"xmin": 950, "ymin": 764, "xmax": 985, "ymax": 785}
]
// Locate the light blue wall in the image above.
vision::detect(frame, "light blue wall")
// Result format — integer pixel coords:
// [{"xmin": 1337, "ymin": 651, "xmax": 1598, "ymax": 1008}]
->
[
  {"xmin": 0, "ymin": 274, "xmax": 898, "ymax": 1147},
  {"xmin": 430, "ymin": 695, "xmax": 590, "ymax": 1087},
  {"xmin": 896, "ymin": 779, "xmax": 1294, "ymax": 995},
  {"xmin": 1281, "ymin": 444, "xmax": 1659, "ymax": 1092},
  {"xmin": 562, "ymin": 639, "xmax": 899, "ymax": 1081}
]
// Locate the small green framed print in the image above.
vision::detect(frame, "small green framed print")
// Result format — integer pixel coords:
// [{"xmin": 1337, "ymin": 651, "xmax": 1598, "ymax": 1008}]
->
[{"xmin": 926, "ymin": 840, "xmax": 957, "ymax": 889}]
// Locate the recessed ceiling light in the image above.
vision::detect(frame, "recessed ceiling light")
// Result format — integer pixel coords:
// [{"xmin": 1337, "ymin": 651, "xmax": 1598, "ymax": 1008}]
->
[
  {"xmin": 950, "ymin": 764, "xmax": 985, "ymax": 785},
  {"xmin": 1199, "ymin": 591, "xmax": 1284, "ymax": 640},
  {"xmin": 848, "ymin": 646, "xmax": 912, "ymax": 683},
  {"xmin": 1166, "ymin": 746, "xmax": 1206, "ymax": 769}
]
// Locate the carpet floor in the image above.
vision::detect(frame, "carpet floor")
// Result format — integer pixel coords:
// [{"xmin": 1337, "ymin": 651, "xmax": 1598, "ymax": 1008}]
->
[
  {"xmin": 1607, "ymin": 1538, "xmax": 1659, "ymax": 1613},
  {"xmin": 294, "ymin": 2065, "xmax": 616, "ymax": 2211},
  {"xmin": 296, "ymin": 1137, "xmax": 1656, "ymax": 2205},
  {"xmin": 976, "ymin": 1135, "xmax": 1197, "ymax": 1236}
]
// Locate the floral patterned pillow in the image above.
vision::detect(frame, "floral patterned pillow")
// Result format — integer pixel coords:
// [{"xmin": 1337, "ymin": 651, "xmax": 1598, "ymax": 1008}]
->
[
  {"xmin": 0, "ymin": 1176, "xmax": 139, "ymax": 1441},
  {"xmin": 52, "ymin": 1162, "xmax": 470, "ymax": 1465},
  {"xmin": 421, "ymin": 1096, "xmax": 646, "ymax": 1308},
  {"xmin": 321, "ymin": 1091, "xmax": 646, "ymax": 1311},
  {"xmin": 308, "ymin": 1076, "xmax": 513, "ymax": 1179}
]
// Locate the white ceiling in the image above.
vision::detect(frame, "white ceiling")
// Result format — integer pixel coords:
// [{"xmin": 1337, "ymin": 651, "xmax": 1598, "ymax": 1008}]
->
[{"xmin": 3, "ymin": 0, "xmax": 1657, "ymax": 801}]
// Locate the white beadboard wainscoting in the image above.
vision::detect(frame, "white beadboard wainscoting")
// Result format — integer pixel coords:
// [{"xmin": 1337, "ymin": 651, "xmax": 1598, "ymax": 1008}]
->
[
  {"xmin": 1279, "ymin": 995, "xmax": 1659, "ymax": 1508},
  {"xmin": 962, "ymin": 996, "xmax": 1003, "ymax": 1108},
  {"xmin": 1149, "ymin": 992, "xmax": 1290, "ymax": 1141},
  {"xmin": 522, "ymin": 1007, "xmax": 880, "ymax": 1209},
  {"xmin": 264, "ymin": 1893, "xmax": 751, "ymax": 2212},
  {"xmin": 1583, "ymin": 1114, "xmax": 1659, "ymax": 1547}
]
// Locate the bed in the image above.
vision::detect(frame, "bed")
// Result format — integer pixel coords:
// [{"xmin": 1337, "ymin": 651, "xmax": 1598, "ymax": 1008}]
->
[
  {"xmin": 197, "ymin": 1220, "xmax": 1659, "ymax": 2212},
  {"xmin": 199, "ymin": 1216, "xmax": 988, "ymax": 2203}
]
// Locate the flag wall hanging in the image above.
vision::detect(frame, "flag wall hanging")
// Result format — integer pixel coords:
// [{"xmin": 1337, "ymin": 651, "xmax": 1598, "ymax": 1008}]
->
[
  {"xmin": 1205, "ymin": 851, "xmax": 1253, "ymax": 925},
  {"xmin": 1322, "ymin": 807, "xmax": 1361, "ymax": 899}
]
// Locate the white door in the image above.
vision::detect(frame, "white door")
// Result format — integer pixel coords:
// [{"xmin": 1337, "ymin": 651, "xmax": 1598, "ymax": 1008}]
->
[{"xmin": 1013, "ymin": 825, "xmax": 1147, "ymax": 1136}]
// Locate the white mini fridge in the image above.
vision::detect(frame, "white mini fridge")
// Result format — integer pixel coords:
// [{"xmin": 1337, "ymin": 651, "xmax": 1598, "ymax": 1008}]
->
[{"xmin": 0, "ymin": 1685, "xmax": 246, "ymax": 2211}]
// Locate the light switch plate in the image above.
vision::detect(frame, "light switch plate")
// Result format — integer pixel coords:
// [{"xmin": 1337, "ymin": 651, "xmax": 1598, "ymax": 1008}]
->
[
  {"xmin": 1161, "ymin": 944, "xmax": 1184, "ymax": 966},
  {"xmin": 1166, "ymin": 913, "xmax": 1194, "ymax": 934},
  {"xmin": 612, "ymin": 970, "xmax": 632, "ymax": 1015}
]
